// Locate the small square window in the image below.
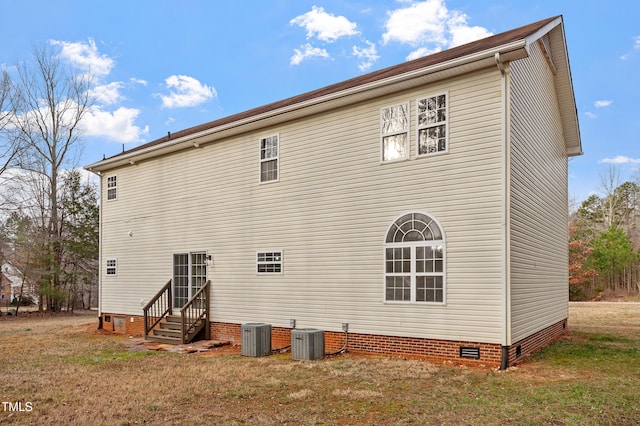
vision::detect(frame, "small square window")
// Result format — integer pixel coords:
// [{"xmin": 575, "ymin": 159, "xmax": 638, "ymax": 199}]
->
[
  {"xmin": 257, "ymin": 251, "xmax": 282, "ymax": 274},
  {"xmin": 106, "ymin": 259, "xmax": 117, "ymax": 276}
]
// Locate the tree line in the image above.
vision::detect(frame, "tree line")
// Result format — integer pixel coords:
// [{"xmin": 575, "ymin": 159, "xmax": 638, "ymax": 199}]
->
[
  {"xmin": 0, "ymin": 45, "xmax": 98, "ymax": 314},
  {"xmin": 570, "ymin": 167, "xmax": 640, "ymax": 300}
]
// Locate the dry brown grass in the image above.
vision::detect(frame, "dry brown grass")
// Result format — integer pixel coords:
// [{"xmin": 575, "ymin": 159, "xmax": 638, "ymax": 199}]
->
[{"xmin": 1, "ymin": 305, "xmax": 639, "ymax": 425}]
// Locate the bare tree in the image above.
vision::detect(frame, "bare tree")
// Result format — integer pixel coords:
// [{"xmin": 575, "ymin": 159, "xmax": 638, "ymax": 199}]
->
[
  {"xmin": 599, "ymin": 164, "xmax": 622, "ymax": 228},
  {"xmin": 10, "ymin": 44, "xmax": 94, "ymax": 311},
  {"xmin": 1, "ymin": 68, "xmax": 21, "ymax": 177}
]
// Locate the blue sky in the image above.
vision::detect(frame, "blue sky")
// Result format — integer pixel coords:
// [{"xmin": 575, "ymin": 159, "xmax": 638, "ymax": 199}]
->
[{"xmin": 1, "ymin": 0, "xmax": 639, "ymax": 203}]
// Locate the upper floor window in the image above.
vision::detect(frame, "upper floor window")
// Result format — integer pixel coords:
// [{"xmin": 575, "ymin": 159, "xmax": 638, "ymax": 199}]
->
[
  {"xmin": 106, "ymin": 175, "xmax": 117, "ymax": 200},
  {"xmin": 260, "ymin": 135, "xmax": 279, "ymax": 183},
  {"xmin": 417, "ymin": 94, "xmax": 448, "ymax": 156},
  {"xmin": 381, "ymin": 103, "xmax": 409, "ymax": 162},
  {"xmin": 385, "ymin": 213, "xmax": 445, "ymax": 303}
]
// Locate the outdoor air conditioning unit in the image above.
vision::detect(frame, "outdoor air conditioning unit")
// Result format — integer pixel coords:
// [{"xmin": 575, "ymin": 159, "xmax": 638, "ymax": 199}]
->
[
  {"xmin": 291, "ymin": 329, "xmax": 324, "ymax": 361},
  {"xmin": 241, "ymin": 323, "xmax": 272, "ymax": 357}
]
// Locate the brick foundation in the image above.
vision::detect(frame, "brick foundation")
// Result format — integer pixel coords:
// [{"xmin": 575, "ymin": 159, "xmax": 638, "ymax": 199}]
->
[
  {"xmin": 100, "ymin": 312, "xmax": 567, "ymax": 368},
  {"xmin": 100, "ymin": 313, "xmax": 145, "ymax": 336},
  {"xmin": 211, "ymin": 321, "xmax": 504, "ymax": 367},
  {"xmin": 507, "ymin": 318, "xmax": 568, "ymax": 366}
]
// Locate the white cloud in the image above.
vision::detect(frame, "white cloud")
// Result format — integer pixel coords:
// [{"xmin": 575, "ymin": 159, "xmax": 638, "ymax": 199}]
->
[
  {"xmin": 382, "ymin": 0, "xmax": 492, "ymax": 55},
  {"xmin": 635, "ymin": 35, "xmax": 640, "ymax": 49},
  {"xmin": 89, "ymin": 82, "xmax": 124, "ymax": 105},
  {"xmin": 383, "ymin": 0, "xmax": 449, "ymax": 46},
  {"xmin": 50, "ymin": 38, "xmax": 114, "ymax": 78},
  {"xmin": 584, "ymin": 111, "xmax": 597, "ymax": 119},
  {"xmin": 594, "ymin": 100, "xmax": 613, "ymax": 108},
  {"xmin": 600, "ymin": 155, "xmax": 640, "ymax": 164},
  {"xmin": 352, "ymin": 41, "xmax": 380, "ymax": 71},
  {"xmin": 290, "ymin": 6, "xmax": 359, "ymax": 42},
  {"xmin": 130, "ymin": 77, "xmax": 148, "ymax": 86},
  {"xmin": 158, "ymin": 75, "xmax": 216, "ymax": 109},
  {"xmin": 81, "ymin": 106, "xmax": 149, "ymax": 143},
  {"xmin": 290, "ymin": 44, "xmax": 330, "ymax": 65},
  {"xmin": 406, "ymin": 46, "xmax": 442, "ymax": 61},
  {"xmin": 447, "ymin": 11, "xmax": 493, "ymax": 47}
]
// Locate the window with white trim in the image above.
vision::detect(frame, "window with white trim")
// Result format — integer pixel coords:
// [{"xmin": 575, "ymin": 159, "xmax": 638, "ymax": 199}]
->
[
  {"xmin": 381, "ymin": 103, "xmax": 409, "ymax": 162},
  {"xmin": 417, "ymin": 94, "xmax": 448, "ymax": 156},
  {"xmin": 257, "ymin": 251, "xmax": 282, "ymax": 274},
  {"xmin": 106, "ymin": 259, "xmax": 117, "ymax": 276},
  {"xmin": 106, "ymin": 175, "xmax": 117, "ymax": 200},
  {"xmin": 260, "ymin": 135, "xmax": 279, "ymax": 182},
  {"xmin": 385, "ymin": 213, "xmax": 445, "ymax": 303}
]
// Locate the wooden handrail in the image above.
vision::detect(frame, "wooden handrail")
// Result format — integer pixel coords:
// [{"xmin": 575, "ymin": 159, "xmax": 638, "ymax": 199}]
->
[
  {"xmin": 143, "ymin": 279, "xmax": 172, "ymax": 338},
  {"xmin": 180, "ymin": 280, "xmax": 211, "ymax": 343}
]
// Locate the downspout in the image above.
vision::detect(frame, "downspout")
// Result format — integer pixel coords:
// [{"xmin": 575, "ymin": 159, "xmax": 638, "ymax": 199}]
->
[
  {"xmin": 97, "ymin": 171, "xmax": 104, "ymax": 330},
  {"xmin": 495, "ymin": 52, "xmax": 511, "ymax": 370}
]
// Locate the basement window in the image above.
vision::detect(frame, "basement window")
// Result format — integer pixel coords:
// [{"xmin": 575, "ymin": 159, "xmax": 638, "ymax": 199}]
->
[{"xmin": 257, "ymin": 251, "xmax": 282, "ymax": 274}]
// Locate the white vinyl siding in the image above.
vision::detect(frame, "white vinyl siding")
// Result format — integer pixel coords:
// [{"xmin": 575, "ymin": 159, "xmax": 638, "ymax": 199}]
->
[
  {"xmin": 99, "ymin": 68, "xmax": 505, "ymax": 343},
  {"xmin": 508, "ymin": 41, "xmax": 569, "ymax": 343}
]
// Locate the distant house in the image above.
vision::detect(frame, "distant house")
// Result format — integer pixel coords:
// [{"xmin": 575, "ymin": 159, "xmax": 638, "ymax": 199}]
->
[
  {"xmin": 1, "ymin": 262, "xmax": 38, "ymax": 306},
  {"xmin": 86, "ymin": 16, "xmax": 581, "ymax": 368}
]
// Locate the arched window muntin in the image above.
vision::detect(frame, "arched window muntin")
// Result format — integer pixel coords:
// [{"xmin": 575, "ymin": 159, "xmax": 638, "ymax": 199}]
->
[{"xmin": 384, "ymin": 213, "xmax": 446, "ymax": 304}]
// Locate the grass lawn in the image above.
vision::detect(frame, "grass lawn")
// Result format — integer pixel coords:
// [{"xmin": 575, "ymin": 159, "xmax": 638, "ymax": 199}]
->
[{"xmin": 1, "ymin": 303, "xmax": 639, "ymax": 425}]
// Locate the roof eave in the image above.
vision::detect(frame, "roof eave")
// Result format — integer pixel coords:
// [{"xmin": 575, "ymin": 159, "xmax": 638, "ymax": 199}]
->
[{"xmin": 85, "ymin": 40, "xmax": 529, "ymax": 173}]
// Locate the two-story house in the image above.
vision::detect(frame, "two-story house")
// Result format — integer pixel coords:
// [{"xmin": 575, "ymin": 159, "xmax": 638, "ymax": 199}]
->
[{"xmin": 86, "ymin": 16, "xmax": 581, "ymax": 368}]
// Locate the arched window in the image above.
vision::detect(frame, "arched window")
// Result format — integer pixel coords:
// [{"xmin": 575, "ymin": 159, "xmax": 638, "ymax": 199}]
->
[{"xmin": 385, "ymin": 213, "xmax": 445, "ymax": 303}]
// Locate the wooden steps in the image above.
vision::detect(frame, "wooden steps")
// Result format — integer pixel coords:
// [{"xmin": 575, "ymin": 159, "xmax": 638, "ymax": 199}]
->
[{"xmin": 145, "ymin": 315, "xmax": 204, "ymax": 345}]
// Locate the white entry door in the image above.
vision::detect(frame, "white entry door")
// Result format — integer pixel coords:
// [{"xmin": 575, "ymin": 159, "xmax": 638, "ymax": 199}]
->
[{"xmin": 173, "ymin": 252, "xmax": 207, "ymax": 309}]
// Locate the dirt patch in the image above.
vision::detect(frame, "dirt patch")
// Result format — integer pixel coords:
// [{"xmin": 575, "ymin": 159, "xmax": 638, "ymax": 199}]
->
[{"xmin": 119, "ymin": 336, "xmax": 240, "ymax": 355}]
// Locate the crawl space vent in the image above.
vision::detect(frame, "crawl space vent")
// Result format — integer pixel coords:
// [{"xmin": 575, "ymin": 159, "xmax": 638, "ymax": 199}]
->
[
  {"xmin": 241, "ymin": 323, "xmax": 272, "ymax": 357},
  {"xmin": 291, "ymin": 329, "xmax": 324, "ymax": 361},
  {"xmin": 459, "ymin": 346, "xmax": 481, "ymax": 360}
]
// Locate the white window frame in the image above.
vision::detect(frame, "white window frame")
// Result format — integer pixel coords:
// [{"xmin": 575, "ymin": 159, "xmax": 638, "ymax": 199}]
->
[
  {"xmin": 172, "ymin": 251, "xmax": 208, "ymax": 309},
  {"xmin": 380, "ymin": 102, "xmax": 410, "ymax": 163},
  {"xmin": 416, "ymin": 92, "xmax": 448, "ymax": 157},
  {"xmin": 256, "ymin": 250, "xmax": 283, "ymax": 274},
  {"xmin": 259, "ymin": 134, "xmax": 279, "ymax": 183},
  {"xmin": 106, "ymin": 175, "xmax": 117, "ymax": 201},
  {"xmin": 384, "ymin": 213, "xmax": 446, "ymax": 304},
  {"xmin": 106, "ymin": 259, "xmax": 117, "ymax": 276}
]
